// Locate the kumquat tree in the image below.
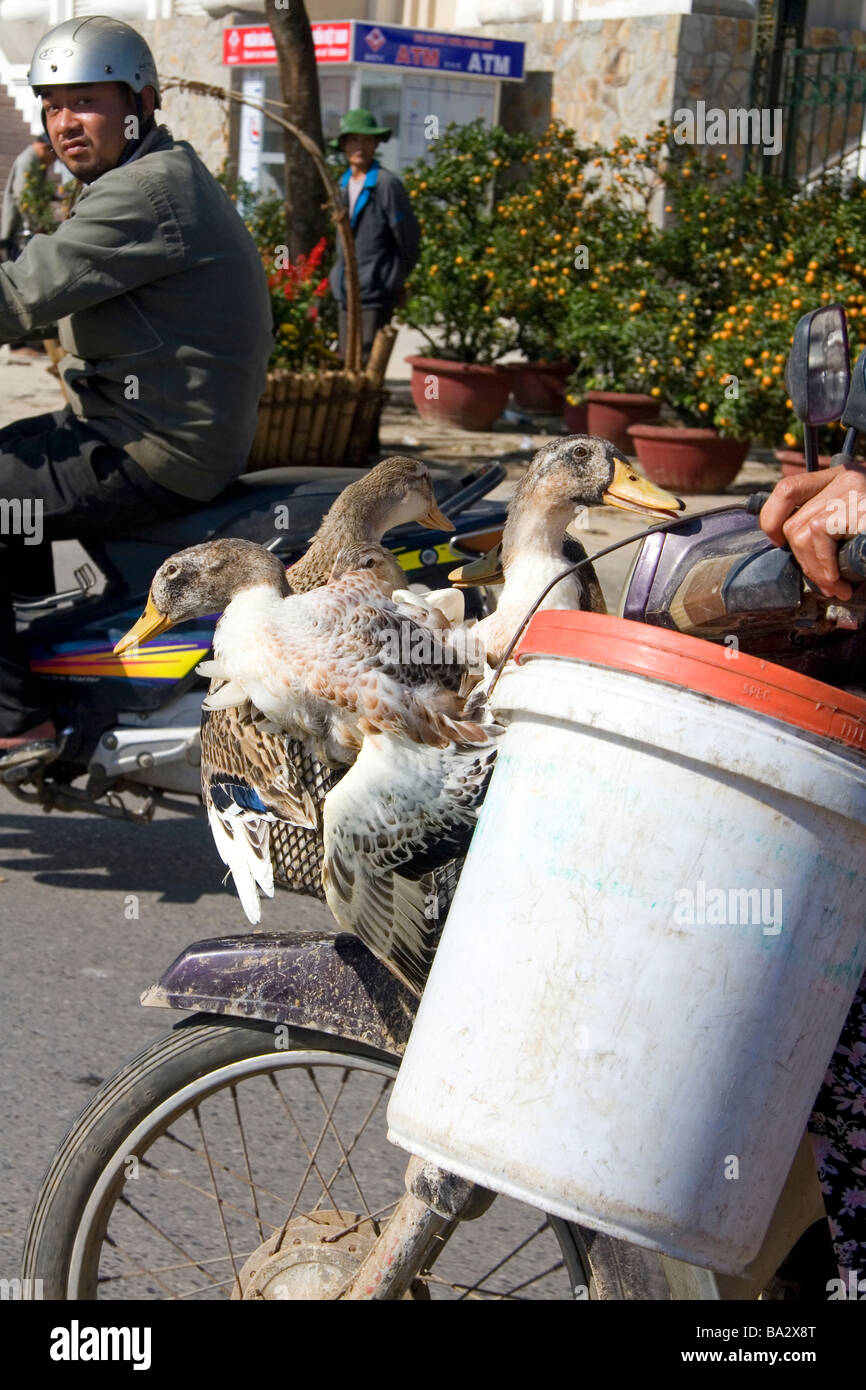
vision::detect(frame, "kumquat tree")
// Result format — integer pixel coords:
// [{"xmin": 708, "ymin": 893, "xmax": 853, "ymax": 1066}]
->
[{"xmin": 398, "ymin": 119, "xmax": 866, "ymax": 447}]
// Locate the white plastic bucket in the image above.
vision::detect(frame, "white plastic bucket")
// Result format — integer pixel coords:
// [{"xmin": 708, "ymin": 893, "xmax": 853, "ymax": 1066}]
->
[{"xmin": 387, "ymin": 634, "xmax": 866, "ymax": 1274}]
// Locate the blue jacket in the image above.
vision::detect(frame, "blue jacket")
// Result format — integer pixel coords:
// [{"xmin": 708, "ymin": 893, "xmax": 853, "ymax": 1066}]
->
[{"xmin": 328, "ymin": 161, "xmax": 420, "ymax": 310}]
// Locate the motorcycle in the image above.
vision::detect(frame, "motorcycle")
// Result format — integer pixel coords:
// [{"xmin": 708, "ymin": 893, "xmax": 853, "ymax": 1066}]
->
[
  {"xmin": 6, "ymin": 459, "xmax": 507, "ymax": 821},
  {"xmin": 21, "ymin": 306, "xmax": 866, "ymax": 1300}
]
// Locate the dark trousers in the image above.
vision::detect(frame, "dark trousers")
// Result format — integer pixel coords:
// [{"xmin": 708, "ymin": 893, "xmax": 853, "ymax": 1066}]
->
[
  {"xmin": 337, "ymin": 304, "xmax": 393, "ymax": 367},
  {"xmin": 337, "ymin": 305, "xmax": 393, "ymax": 453},
  {"xmin": 0, "ymin": 409, "xmax": 198, "ymax": 736}
]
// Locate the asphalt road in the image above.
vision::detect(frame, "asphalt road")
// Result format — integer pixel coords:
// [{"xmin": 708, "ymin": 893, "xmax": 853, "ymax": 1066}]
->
[
  {"xmin": 0, "ymin": 796, "xmax": 579, "ymax": 1300},
  {"xmin": 0, "ymin": 793, "xmax": 332, "ymax": 1281}
]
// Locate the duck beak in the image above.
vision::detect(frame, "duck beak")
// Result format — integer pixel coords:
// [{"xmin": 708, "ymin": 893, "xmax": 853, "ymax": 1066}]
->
[
  {"xmin": 603, "ymin": 456, "xmax": 684, "ymax": 520},
  {"xmin": 419, "ymin": 501, "xmax": 454, "ymax": 531},
  {"xmin": 113, "ymin": 595, "xmax": 173, "ymax": 654},
  {"xmin": 449, "ymin": 542, "xmax": 504, "ymax": 587}
]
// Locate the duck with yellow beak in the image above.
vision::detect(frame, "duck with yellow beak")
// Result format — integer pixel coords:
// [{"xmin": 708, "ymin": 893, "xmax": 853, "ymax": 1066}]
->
[
  {"xmin": 114, "ymin": 456, "xmax": 456, "ymax": 910},
  {"xmin": 449, "ymin": 435, "xmax": 683, "ymax": 666},
  {"xmin": 112, "ymin": 536, "xmax": 491, "ymax": 924}
]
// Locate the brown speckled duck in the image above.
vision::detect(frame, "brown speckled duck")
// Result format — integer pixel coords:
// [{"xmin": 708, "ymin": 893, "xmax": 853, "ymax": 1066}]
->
[
  {"xmin": 117, "ymin": 458, "xmax": 455, "ymax": 915},
  {"xmin": 199, "ymin": 455, "xmax": 453, "ymax": 900},
  {"xmin": 114, "ymin": 537, "xmax": 486, "ymax": 945}
]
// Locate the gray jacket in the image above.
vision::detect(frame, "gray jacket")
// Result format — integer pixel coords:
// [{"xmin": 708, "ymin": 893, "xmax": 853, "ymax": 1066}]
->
[
  {"xmin": 0, "ymin": 126, "xmax": 273, "ymax": 501},
  {"xmin": 328, "ymin": 162, "xmax": 420, "ymax": 310}
]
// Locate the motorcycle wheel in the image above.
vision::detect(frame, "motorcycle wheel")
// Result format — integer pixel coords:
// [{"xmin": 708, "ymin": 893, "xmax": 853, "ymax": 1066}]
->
[{"xmin": 22, "ymin": 1016, "xmax": 591, "ymax": 1301}]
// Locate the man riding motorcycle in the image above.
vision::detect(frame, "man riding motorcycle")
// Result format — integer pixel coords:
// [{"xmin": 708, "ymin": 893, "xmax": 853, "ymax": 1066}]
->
[{"xmin": 0, "ymin": 16, "xmax": 272, "ymax": 773}]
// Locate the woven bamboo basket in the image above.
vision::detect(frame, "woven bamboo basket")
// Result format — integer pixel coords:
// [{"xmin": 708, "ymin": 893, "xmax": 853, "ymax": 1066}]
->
[
  {"xmin": 247, "ymin": 323, "xmax": 396, "ymax": 470},
  {"xmin": 42, "ymin": 337, "xmax": 70, "ymax": 404}
]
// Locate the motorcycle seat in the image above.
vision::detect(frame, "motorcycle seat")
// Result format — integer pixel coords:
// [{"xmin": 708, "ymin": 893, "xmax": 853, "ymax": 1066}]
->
[
  {"xmin": 117, "ymin": 467, "xmax": 372, "ymax": 549},
  {"xmin": 117, "ymin": 465, "xmax": 465, "ymax": 550}
]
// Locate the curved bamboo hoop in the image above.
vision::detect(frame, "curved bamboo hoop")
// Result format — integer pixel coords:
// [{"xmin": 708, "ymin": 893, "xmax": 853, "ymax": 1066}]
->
[{"xmin": 160, "ymin": 76, "xmax": 362, "ymax": 370}]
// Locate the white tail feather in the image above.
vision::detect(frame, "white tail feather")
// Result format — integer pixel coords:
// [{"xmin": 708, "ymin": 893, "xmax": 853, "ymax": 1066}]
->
[
  {"xmin": 205, "ymin": 804, "xmax": 274, "ymax": 924},
  {"xmin": 202, "ymin": 680, "xmax": 248, "ymax": 711}
]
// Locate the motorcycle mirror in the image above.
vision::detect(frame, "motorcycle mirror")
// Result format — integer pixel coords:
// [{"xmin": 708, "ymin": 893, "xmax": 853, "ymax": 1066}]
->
[
  {"xmin": 785, "ymin": 304, "xmax": 850, "ymax": 425},
  {"xmin": 841, "ymin": 346, "xmax": 866, "ymax": 434}
]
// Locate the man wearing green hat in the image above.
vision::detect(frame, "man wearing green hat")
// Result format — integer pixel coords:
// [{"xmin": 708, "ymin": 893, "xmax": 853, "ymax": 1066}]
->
[{"xmin": 328, "ymin": 109, "xmax": 420, "ymax": 366}]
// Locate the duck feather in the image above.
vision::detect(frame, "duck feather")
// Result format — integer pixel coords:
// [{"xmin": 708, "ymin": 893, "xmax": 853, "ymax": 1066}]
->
[
  {"xmin": 321, "ymin": 729, "xmax": 501, "ymax": 995},
  {"xmin": 200, "ymin": 459, "xmax": 455, "ymax": 903}
]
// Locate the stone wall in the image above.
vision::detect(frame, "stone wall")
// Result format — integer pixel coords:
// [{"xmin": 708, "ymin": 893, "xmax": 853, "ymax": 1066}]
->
[
  {"xmin": 673, "ymin": 15, "xmax": 754, "ymax": 128},
  {"xmin": 138, "ymin": 14, "xmax": 232, "ymax": 174},
  {"xmin": 671, "ymin": 14, "xmax": 753, "ymax": 176},
  {"xmin": 135, "ymin": 10, "xmax": 866, "ymax": 188},
  {"xmin": 470, "ymin": 14, "xmax": 866, "ymax": 184},
  {"xmin": 464, "ymin": 14, "xmax": 682, "ymax": 146}
]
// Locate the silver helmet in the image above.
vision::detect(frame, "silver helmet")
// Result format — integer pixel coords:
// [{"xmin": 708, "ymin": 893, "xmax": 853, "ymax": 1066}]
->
[{"xmin": 28, "ymin": 16, "xmax": 160, "ymax": 106}]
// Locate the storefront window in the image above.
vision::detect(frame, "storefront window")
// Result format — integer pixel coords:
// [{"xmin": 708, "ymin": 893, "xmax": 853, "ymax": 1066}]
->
[
  {"xmin": 227, "ymin": 21, "xmax": 522, "ymax": 191},
  {"xmin": 257, "ymin": 71, "xmax": 353, "ymax": 193},
  {"xmin": 238, "ymin": 65, "xmax": 502, "ymax": 191}
]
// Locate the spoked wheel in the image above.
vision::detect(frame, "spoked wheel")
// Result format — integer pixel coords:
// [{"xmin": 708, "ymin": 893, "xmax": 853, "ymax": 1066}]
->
[{"xmin": 23, "ymin": 1017, "xmax": 589, "ymax": 1301}]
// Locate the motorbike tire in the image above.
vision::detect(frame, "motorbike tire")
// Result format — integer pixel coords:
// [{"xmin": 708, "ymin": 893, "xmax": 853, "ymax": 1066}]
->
[
  {"xmin": 23, "ymin": 1015, "xmax": 826, "ymax": 1301},
  {"xmin": 21, "ymin": 1016, "xmax": 592, "ymax": 1301}
]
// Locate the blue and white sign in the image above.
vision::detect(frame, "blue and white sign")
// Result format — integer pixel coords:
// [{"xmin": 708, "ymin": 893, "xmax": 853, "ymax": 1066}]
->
[{"xmin": 353, "ymin": 22, "xmax": 524, "ymax": 83}]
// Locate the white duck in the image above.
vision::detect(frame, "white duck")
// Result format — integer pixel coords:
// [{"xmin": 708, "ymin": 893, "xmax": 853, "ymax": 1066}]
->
[
  {"xmin": 321, "ymin": 728, "xmax": 501, "ymax": 995},
  {"xmin": 449, "ymin": 435, "xmax": 683, "ymax": 666}
]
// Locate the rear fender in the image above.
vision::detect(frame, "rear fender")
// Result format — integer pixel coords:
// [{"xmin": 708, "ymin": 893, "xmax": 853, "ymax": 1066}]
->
[{"xmin": 141, "ymin": 931, "xmax": 416, "ymax": 1056}]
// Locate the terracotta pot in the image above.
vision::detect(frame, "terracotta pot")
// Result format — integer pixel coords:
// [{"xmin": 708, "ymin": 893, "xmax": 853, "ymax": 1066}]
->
[
  {"xmin": 773, "ymin": 448, "xmax": 834, "ymax": 478},
  {"xmin": 563, "ymin": 400, "xmax": 589, "ymax": 433},
  {"xmin": 628, "ymin": 423, "xmax": 750, "ymax": 494},
  {"xmin": 586, "ymin": 390, "xmax": 661, "ymax": 453},
  {"xmin": 406, "ymin": 355, "xmax": 511, "ymax": 431},
  {"xmin": 505, "ymin": 360, "xmax": 570, "ymax": 412}
]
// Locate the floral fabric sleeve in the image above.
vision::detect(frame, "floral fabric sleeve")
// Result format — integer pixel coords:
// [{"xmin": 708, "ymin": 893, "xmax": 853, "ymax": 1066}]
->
[{"xmin": 808, "ymin": 969, "xmax": 866, "ymax": 1284}]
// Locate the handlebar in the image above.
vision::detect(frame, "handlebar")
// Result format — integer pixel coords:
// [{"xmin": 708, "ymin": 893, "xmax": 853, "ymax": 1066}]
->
[
  {"xmin": 839, "ymin": 533, "xmax": 866, "ymax": 582},
  {"xmin": 744, "ymin": 491, "xmax": 772, "ymax": 514},
  {"xmin": 744, "ymin": 491, "xmax": 866, "ymax": 583}
]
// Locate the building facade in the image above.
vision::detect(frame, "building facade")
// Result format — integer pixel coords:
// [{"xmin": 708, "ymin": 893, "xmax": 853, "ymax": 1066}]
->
[{"xmin": 1, "ymin": 1, "xmax": 866, "ymax": 194}]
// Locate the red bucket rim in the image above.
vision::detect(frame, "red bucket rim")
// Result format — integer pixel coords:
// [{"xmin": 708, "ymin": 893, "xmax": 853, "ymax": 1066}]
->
[{"xmin": 514, "ymin": 612, "xmax": 866, "ymax": 756}]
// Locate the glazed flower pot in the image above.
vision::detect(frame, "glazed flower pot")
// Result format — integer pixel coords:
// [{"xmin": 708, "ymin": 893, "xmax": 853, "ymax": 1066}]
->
[
  {"xmin": 406, "ymin": 355, "xmax": 511, "ymax": 431},
  {"xmin": 563, "ymin": 400, "xmax": 589, "ymax": 433},
  {"xmin": 628, "ymin": 423, "xmax": 750, "ymax": 494},
  {"xmin": 505, "ymin": 361, "xmax": 570, "ymax": 412},
  {"xmin": 586, "ymin": 390, "xmax": 660, "ymax": 453},
  {"xmin": 773, "ymin": 449, "xmax": 833, "ymax": 478}
]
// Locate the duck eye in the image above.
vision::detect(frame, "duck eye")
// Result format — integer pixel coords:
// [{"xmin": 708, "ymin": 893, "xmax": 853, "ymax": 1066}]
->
[
  {"xmin": 164, "ymin": 562, "xmax": 179, "ymax": 580},
  {"xmin": 570, "ymin": 444, "xmax": 589, "ymax": 462}
]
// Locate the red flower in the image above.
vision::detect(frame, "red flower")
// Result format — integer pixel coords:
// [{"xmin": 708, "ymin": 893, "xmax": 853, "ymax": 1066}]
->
[
  {"xmin": 307, "ymin": 238, "xmax": 327, "ymax": 275},
  {"xmin": 315, "ymin": 277, "xmax": 329, "ymax": 297}
]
